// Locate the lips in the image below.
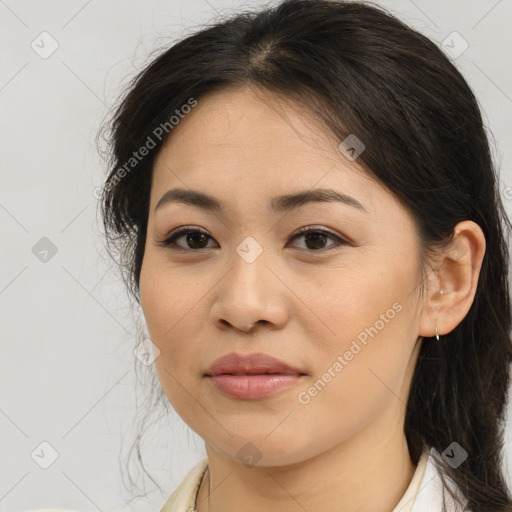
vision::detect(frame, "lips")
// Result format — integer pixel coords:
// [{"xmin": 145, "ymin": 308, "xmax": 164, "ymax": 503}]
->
[
  {"xmin": 204, "ymin": 352, "xmax": 305, "ymax": 377},
  {"xmin": 204, "ymin": 352, "xmax": 307, "ymax": 400}
]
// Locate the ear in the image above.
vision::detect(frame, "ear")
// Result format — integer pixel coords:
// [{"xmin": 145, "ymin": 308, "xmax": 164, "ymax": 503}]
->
[{"xmin": 418, "ymin": 220, "xmax": 486, "ymax": 339}]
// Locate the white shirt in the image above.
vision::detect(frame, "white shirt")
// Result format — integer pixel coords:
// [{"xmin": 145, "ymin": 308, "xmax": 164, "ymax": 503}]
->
[{"xmin": 158, "ymin": 447, "xmax": 468, "ymax": 512}]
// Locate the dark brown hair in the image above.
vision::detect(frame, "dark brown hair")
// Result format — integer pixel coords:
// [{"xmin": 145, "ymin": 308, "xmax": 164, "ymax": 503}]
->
[{"xmin": 98, "ymin": 1, "xmax": 512, "ymax": 509}]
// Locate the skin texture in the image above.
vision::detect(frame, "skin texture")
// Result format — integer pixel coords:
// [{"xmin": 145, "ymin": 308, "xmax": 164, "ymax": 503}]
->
[{"xmin": 139, "ymin": 85, "xmax": 486, "ymax": 512}]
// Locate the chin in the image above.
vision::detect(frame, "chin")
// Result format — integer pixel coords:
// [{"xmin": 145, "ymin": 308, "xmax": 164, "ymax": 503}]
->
[{"xmin": 205, "ymin": 429, "xmax": 319, "ymax": 468}]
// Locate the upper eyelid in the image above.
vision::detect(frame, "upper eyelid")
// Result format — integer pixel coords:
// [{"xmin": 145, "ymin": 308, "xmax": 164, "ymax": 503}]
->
[
  {"xmin": 162, "ymin": 225, "xmax": 348, "ymax": 247},
  {"xmin": 166, "ymin": 225, "xmax": 343, "ymax": 238}
]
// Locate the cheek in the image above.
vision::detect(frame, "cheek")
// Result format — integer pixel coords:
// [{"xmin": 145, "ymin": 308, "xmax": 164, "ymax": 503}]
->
[
  {"xmin": 290, "ymin": 307, "xmax": 416, "ymax": 457},
  {"xmin": 139, "ymin": 258, "xmax": 209, "ymax": 405},
  {"xmin": 293, "ymin": 258, "xmax": 413, "ymax": 349},
  {"xmin": 294, "ymin": 261, "xmax": 418, "ymax": 409},
  {"xmin": 139, "ymin": 255, "xmax": 204, "ymax": 343}
]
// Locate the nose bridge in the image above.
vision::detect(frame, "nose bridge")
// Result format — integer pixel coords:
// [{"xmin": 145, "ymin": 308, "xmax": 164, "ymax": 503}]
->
[
  {"xmin": 210, "ymin": 233, "xmax": 288, "ymax": 331},
  {"xmin": 226, "ymin": 234, "xmax": 269, "ymax": 301}
]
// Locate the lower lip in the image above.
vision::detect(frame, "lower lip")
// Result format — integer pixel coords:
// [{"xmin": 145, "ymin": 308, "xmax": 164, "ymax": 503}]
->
[{"xmin": 207, "ymin": 374, "xmax": 305, "ymax": 400}]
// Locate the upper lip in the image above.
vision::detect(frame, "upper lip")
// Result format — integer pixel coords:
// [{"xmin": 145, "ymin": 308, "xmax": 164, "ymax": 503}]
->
[{"xmin": 204, "ymin": 352, "xmax": 306, "ymax": 376}]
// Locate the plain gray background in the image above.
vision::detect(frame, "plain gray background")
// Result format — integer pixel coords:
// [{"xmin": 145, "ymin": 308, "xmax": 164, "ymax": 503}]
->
[{"xmin": 1, "ymin": 0, "xmax": 512, "ymax": 511}]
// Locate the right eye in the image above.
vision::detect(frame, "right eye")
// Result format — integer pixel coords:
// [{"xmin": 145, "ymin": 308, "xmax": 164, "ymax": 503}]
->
[{"xmin": 156, "ymin": 226, "xmax": 218, "ymax": 251}]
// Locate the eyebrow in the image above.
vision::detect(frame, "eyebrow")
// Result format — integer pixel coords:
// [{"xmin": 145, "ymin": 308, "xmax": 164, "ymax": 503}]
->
[{"xmin": 154, "ymin": 187, "xmax": 367, "ymax": 214}]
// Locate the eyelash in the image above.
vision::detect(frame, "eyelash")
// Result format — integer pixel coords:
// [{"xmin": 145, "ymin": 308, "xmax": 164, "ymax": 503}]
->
[{"xmin": 156, "ymin": 225, "xmax": 349, "ymax": 253}]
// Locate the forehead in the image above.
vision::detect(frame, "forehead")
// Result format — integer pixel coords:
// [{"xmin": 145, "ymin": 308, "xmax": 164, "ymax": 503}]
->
[
  {"xmin": 155, "ymin": 87, "xmax": 338, "ymax": 166},
  {"xmin": 149, "ymin": 86, "xmax": 411, "ymax": 230},
  {"xmin": 153, "ymin": 87, "xmax": 371, "ymax": 191}
]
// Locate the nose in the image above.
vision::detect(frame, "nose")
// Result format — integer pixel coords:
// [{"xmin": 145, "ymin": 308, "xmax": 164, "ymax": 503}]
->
[{"xmin": 210, "ymin": 248, "xmax": 290, "ymax": 334}]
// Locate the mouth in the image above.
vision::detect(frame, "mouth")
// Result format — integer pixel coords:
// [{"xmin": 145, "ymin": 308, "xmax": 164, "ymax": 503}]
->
[{"xmin": 204, "ymin": 352, "xmax": 307, "ymax": 400}]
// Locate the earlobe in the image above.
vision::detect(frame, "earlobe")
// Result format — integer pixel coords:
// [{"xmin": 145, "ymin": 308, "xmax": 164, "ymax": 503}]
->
[{"xmin": 418, "ymin": 220, "xmax": 486, "ymax": 340}]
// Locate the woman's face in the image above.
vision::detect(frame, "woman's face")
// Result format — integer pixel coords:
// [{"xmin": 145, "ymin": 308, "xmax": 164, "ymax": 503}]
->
[{"xmin": 139, "ymin": 86, "xmax": 427, "ymax": 466}]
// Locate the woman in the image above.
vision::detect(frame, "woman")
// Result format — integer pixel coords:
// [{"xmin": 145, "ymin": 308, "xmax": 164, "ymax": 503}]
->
[{"xmin": 99, "ymin": 0, "xmax": 512, "ymax": 510}]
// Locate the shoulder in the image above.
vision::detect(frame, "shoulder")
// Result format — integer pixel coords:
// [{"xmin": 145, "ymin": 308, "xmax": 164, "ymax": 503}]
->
[{"xmin": 158, "ymin": 458, "xmax": 209, "ymax": 512}]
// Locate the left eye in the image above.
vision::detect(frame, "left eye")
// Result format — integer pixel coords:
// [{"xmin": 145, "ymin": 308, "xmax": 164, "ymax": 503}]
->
[
  {"xmin": 157, "ymin": 226, "xmax": 347, "ymax": 252},
  {"xmin": 288, "ymin": 227, "xmax": 347, "ymax": 251}
]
